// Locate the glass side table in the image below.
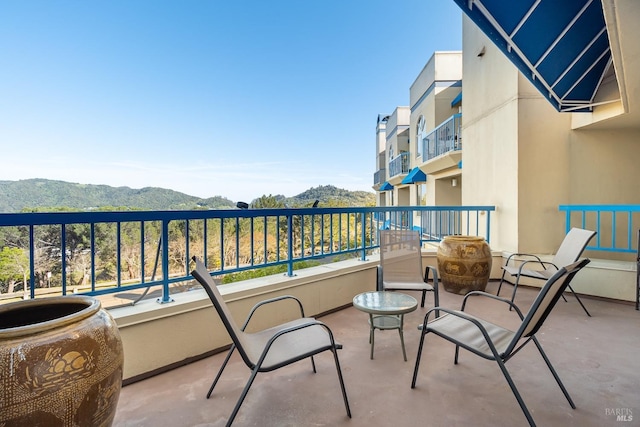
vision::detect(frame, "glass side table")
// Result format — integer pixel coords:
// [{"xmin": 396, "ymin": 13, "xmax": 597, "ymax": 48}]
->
[{"xmin": 352, "ymin": 291, "xmax": 418, "ymax": 361}]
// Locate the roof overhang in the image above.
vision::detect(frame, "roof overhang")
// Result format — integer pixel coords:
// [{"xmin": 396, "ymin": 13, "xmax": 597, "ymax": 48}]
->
[
  {"xmin": 419, "ymin": 150, "xmax": 463, "ymax": 175},
  {"xmin": 453, "ymin": 0, "xmax": 614, "ymax": 112}
]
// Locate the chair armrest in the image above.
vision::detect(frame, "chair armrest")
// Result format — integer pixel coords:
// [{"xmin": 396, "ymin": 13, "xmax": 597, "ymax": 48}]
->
[
  {"xmin": 461, "ymin": 291, "xmax": 525, "ymax": 319},
  {"xmin": 504, "ymin": 252, "xmax": 543, "ymax": 267},
  {"xmin": 241, "ymin": 295, "xmax": 306, "ymax": 331},
  {"xmin": 517, "ymin": 259, "xmax": 558, "ymax": 272}
]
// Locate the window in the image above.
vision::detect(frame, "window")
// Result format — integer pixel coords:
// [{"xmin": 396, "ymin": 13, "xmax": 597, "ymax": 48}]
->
[
  {"xmin": 417, "ymin": 183, "xmax": 427, "ymax": 206},
  {"xmin": 416, "ymin": 116, "xmax": 426, "ymax": 158}
]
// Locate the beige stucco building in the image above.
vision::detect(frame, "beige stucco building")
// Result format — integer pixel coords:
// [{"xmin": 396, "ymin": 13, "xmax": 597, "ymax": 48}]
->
[{"xmin": 375, "ymin": 0, "xmax": 640, "ymax": 301}]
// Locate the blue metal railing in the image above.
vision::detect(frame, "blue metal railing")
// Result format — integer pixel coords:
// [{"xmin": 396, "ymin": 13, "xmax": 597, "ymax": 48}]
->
[
  {"xmin": 0, "ymin": 206, "xmax": 494, "ymax": 303},
  {"xmin": 373, "ymin": 168, "xmax": 386, "ymax": 185},
  {"xmin": 388, "ymin": 152, "xmax": 410, "ymax": 178},
  {"xmin": 559, "ymin": 204, "xmax": 640, "ymax": 253},
  {"xmin": 421, "ymin": 113, "xmax": 462, "ymax": 162}
]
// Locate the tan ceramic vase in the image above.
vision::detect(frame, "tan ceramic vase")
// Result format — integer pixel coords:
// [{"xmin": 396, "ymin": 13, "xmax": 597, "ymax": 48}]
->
[
  {"xmin": 437, "ymin": 235, "xmax": 492, "ymax": 295},
  {"xmin": 0, "ymin": 296, "xmax": 123, "ymax": 427}
]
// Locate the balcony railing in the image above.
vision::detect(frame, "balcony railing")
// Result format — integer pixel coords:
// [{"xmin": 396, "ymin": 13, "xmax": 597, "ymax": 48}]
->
[
  {"xmin": 0, "ymin": 206, "xmax": 494, "ymax": 304},
  {"xmin": 560, "ymin": 204, "xmax": 640, "ymax": 253},
  {"xmin": 421, "ymin": 113, "xmax": 462, "ymax": 162},
  {"xmin": 373, "ymin": 168, "xmax": 386, "ymax": 185},
  {"xmin": 388, "ymin": 152, "xmax": 410, "ymax": 178}
]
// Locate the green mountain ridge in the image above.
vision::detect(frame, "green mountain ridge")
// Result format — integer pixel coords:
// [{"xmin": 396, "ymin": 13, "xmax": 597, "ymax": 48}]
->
[{"xmin": 0, "ymin": 179, "xmax": 374, "ymax": 213}]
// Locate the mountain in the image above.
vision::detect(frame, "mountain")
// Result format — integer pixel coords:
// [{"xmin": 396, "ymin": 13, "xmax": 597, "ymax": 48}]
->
[
  {"xmin": 0, "ymin": 179, "xmax": 234, "ymax": 212},
  {"xmin": 0, "ymin": 179, "xmax": 375, "ymax": 213}
]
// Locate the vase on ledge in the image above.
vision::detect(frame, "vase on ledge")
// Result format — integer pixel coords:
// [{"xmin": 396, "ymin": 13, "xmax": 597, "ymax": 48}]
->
[
  {"xmin": 437, "ymin": 235, "xmax": 492, "ymax": 295},
  {"xmin": 0, "ymin": 295, "xmax": 123, "ymax": 427}
]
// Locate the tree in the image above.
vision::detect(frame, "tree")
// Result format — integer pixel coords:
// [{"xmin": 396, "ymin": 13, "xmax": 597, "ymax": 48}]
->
[
  {"xmin": 0, "ymin": 247, "xmax": 29, "ymax": 294},
  {"xmin": 251, "ymin": 195, "xmax": 286, "ymax": 209}
]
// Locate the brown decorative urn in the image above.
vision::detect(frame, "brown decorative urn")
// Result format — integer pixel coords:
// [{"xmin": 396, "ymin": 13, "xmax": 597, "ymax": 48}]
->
[
  {"xmin": 0, "ymin": 295, "xmax": 123, "ymax": 427},
  {"xmin": 437, "ymin": 235, "xmax": 492, "ymax": 295}
]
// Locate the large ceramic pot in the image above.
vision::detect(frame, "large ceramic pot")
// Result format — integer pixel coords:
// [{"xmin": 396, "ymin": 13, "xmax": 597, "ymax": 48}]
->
[
  {"xmin": 437, "ymin": 235, "xmax": 492, "ymax": 295},
  {"xmin": 0, "ymin": 296, "xmax": 123, "ymax": 427}
]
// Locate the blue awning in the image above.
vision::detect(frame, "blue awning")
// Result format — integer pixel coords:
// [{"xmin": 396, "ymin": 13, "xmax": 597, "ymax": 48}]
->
[
  {"xmin": 379, "ymin": 181, "xmax": 394, "ymax": 191},
  {"xmin": 452, "ymin": 0, "xmax": 612, "ymax": 112},
  {"xmin": 401, "ymin": 168, "xmax": 427, "ymax": 184}
]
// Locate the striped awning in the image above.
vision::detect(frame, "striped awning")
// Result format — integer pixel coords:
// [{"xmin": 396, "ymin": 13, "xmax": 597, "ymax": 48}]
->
[{"xmin": 453, "ymin": 0, "xmax": 612, "ymax": 112}]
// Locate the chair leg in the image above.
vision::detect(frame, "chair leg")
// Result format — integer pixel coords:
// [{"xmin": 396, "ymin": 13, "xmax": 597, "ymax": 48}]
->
[
  {"xmin": 420, "ymin": 289, "xmax": 426, "ymax": 308},
  {"xmin": 331, "ymin": 347, "xmax": 352, "ymax": 418},
  {"xmin": 494, "ymin": 356, "xmax": 536, "ymax": 427},
  {"xmin": 567, "ymin": 284, "xmax": 591, "ymax": 317},
  {"xmin": 454, "ymin": 345, "xmax": 460, "ymax": 364},
  {"xmin": 411, "ymin": 330, "xmax": 428, "ymax": 388},
  {"xmin": 226, "ymin": 366, "xmax": 260, "ymax": 427},
  {"xmin": 509, "ymin": 275, "xmax": 522, "ymax": 311},
  {"xmin": 497, "ymin": 269, "xmax": 507, "ymax": 296},
  {"xmin": 398, "ymin": 314, "xmax": 407, "ymax": 361},
  {"xmin": 207, "ymin": 344, "xmax": 236, "ymax": 399},
  {"xmin": 531, "ymin": 337, "xmax": 576, "ymax": 409}
]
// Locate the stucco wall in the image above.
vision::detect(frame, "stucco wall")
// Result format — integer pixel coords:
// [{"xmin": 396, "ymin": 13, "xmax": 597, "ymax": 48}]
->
[{"xmin": 461, "ymin": 16, "xmax": 519, "ymax": 252}]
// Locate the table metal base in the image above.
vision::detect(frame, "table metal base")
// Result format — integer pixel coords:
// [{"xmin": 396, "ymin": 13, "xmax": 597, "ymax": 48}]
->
[{"xmin": 368, "ymin": 314, "xmax": 408, "ymax": 361}]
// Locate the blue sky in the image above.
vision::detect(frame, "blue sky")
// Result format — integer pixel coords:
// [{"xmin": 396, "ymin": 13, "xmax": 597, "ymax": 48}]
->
[{"xmin": 1, "ymin": 1, "xmax": 461, "ymax": 203}]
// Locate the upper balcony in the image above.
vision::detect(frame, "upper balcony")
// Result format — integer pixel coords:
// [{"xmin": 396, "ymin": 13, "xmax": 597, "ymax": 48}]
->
[
  {"xmin": 420, "ymin": 113, "xmax": 462, "ymax": 174},
  {"xmin": 373, "ymin": 168, "xmax": 386, "ymax": 186},
  {"xmin": 388, "ymin": 152, "xmax": 410, "ymax": 180}
]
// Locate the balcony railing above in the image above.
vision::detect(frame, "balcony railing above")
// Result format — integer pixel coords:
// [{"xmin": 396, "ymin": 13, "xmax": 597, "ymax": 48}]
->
[
  {"xmin": 421, "ymin": 113, "xmax": 462, "ymax": 162},
  {"xmin": 373, "ymin": 168, "xmax": 386, "ymax": 185},
  {"xmin": 388, "ymin": 152, "xmax": 410, "ymax": 178}
]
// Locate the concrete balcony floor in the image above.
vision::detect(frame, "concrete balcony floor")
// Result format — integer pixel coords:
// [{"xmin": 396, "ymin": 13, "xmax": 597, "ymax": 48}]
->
[{"xmin": 113, "ymin": 282, "xmax": 639, "ymax": 427}]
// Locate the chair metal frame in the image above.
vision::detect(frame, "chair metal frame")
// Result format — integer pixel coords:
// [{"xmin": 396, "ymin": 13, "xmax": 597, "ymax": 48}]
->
[
  {"xmin": 497, "ymin": 227, "xmax": 595, "ymax": 316},
  {"xmin": 377, "ymin": 229, "xmax": 439, "ymax": 310},
  {"xmin": 412, "ymin": 259, "xmax": 590, "ymax": 427},
  {"xmin": 191, "ymin": 256, "xmax": 351, "ymax": 426}
]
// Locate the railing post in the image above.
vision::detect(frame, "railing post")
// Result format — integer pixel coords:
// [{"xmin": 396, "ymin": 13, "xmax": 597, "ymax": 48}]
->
[
  {"xmin": 360, "ymin": 212, "xmax": 368, "ymax": 261},
  {"xmin": 158, "ymin": 220, "xmax": 173, "ymax": 304},
  {"xmin": 286, "ymin": 213, "xmax": 295, "ymax": 277},
  {"xmin": 61, "ymin": 224, "xmax": 67, "ymax": 296},
  {"xmin": 29, "ymin": 225, "xmax": 35, "ymax": 299}
]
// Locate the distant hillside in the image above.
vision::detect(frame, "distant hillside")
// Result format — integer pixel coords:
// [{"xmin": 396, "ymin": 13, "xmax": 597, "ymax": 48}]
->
[
  {"xmin": 0, "ymin": 179, "xmax": 235, "ymax": 212},
  {"xmin": 287, "ymin": 185, "xmax": 375, "ymax": 207},
  {"xmin": 0, "ymin": 180, "xmax": 375, "ymax": 213}
]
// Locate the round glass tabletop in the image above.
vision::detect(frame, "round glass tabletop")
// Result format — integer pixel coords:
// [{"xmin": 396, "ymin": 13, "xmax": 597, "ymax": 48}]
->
[{"xmin": 352, "ymin": 291, "xmax": 418, "ymax": 315}]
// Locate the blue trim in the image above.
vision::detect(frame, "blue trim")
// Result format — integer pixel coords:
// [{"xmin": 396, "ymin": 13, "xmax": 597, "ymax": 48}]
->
[{"xmin": 451, "ymin": 92, "xmax": 462, "ymax": 107}]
